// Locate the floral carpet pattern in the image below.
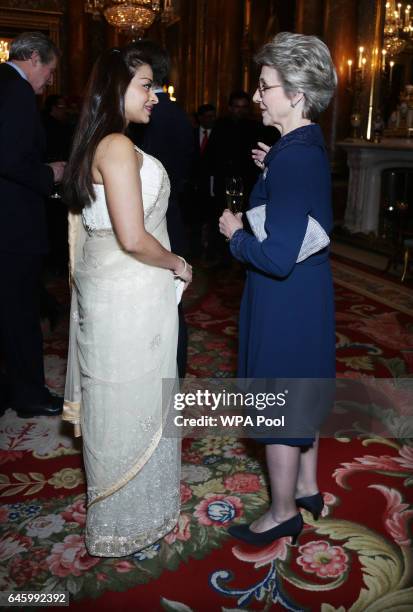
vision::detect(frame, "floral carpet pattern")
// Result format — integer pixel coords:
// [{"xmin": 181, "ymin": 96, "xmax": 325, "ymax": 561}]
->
[{"xmin": 0, "ymin": 260, "xmax": 412, "ymax": 611}]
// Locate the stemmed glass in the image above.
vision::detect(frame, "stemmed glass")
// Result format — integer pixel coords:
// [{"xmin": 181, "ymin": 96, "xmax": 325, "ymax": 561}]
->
[
  {"xmin": 48, "ymin": 157, "xmax": 65, "ymax": 199},
  {"xmin": 225, "ymin": 176, "xmax": 244, "ymax": 213},
  {"xmin": 50, "ymin": 186, "xmax": 62, "ymax": 200}
]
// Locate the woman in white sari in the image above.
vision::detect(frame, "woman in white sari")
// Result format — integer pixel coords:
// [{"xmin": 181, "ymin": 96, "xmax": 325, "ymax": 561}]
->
[{"xmin": 62, "ymin": 46, "xmax": 192, "ymax": 557}]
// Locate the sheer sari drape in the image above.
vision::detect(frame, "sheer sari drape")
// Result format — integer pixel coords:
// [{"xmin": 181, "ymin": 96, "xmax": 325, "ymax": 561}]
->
[{"xmin": 63, "ymin": 152, "xmax": 180, "ymax": 557}]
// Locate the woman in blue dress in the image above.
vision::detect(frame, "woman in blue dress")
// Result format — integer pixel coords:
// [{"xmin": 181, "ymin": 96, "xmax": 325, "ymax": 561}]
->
[{"xmin": 219, "ymin": 32, "xmax": 337, "ymax": 546}]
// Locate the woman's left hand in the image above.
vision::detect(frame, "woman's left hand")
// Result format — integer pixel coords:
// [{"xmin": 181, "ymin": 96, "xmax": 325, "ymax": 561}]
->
[
  {"xmin": 219, "ymin": 210, "xmax": 243, "ymax": 240},
  {"xmin": 252, "ymin": 141, "xmax": 270, "ymax": 169}
]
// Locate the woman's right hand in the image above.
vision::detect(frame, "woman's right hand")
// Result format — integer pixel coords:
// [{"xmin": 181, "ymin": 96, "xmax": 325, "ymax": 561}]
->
[
  {"xmin": 174, "ymin": 257, "xmax": 192, "ymax": 290},
  {"xmin": 251, "ymin": 141, "xmax": 270, "ymax": 169}
]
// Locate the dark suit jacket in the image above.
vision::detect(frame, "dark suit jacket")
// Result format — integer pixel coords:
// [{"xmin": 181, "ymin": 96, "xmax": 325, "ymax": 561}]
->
[
  {"xmin": 128, "ymin": 92, "xmax": 195, "ymax": 255},
  {"xmin": 205, "ymin": 116, "xmax": 281, "ymax": 202},
  {"xmin": 193, "ymin": 126, "xmax": 212, "ymax": 171},
  {"xmin": 191, "ymin": 126, "xmax": 215, "ymax": 222},
  {"xmin": 0, "ymin": 63, "xmax": 54, "ymax": 254}
]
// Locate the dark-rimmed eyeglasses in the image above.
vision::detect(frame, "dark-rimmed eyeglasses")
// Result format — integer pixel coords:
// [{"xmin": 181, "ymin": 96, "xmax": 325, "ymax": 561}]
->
[{"xmin": 257, "ymin": 83, "xmax": 283, "ymax": 96}]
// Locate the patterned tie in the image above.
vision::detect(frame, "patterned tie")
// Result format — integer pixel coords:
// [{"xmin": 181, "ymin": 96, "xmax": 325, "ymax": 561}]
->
[{"xmin": 200, "ymin": 129, "xmax": 208, "ymax": 155}]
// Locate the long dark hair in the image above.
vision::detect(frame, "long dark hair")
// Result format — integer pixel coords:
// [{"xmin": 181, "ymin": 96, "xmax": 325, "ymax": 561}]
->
[{"xmin": 64, "ymin": 45, "xmax": 151, "ymax": 212}]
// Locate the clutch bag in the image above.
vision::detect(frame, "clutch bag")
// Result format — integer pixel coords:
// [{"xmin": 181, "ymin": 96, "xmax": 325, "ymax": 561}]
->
[{"xmin": 246, "ymin": 204, "xmax": 330, "ymax": 262}]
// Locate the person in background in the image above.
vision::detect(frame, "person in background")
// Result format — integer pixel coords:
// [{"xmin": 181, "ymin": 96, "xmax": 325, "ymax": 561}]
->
[
  {"xmin": 128, "ymin": 40, "xmax": 194, "ymax": 379},
  {"xmin": 42, "ymin": 94, "xmax": 74, "ymax": 276},
  {"xmin": 190, "ymin": 103, "xmax": 216, "ymax": 258},
  {"xmin": 196, "ymin": 103, "xmax": 216, "ymax": 142},
  {"xmin": 219, "ymin": 32, "xmax": 337, "ymax": 546},
  {"xmin": 0, "ymin": 31, "xmax": 65, "ymax": 417},
  {"xmin": 206, "ymin": 91, "xmax": 266, "ymax": 201},
  {"xmin": 206, "ymin": 91, "xmax": 279, "ymax": 265},
  {"xmin": 42, "ymin": 94, "xmax": 73, "ymax": 161}
]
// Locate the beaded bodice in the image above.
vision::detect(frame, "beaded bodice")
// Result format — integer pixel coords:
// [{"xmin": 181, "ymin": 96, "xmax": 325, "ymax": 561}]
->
[{"xmin": 82, "ymin": 146, "xmax": 170, "ymax": 234}]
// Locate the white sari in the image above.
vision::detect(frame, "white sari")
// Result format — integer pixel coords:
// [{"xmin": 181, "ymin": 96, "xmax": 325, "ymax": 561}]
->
[{"xmin": 63, "ymin": 149, "xmax": 180, "ymax": 557}]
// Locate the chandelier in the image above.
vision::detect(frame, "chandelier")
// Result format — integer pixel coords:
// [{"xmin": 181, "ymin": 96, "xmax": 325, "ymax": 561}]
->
[
  {"xmin": 84, "ymin": 1, "xmax": 174, "ymax": 35},
  {"xmin": 0, "ymin": 40, "xmax": 9, "ymax": 63},
  {"xmin": 384, "ymin": 1, "xmax": 413, "ymax": 56}
]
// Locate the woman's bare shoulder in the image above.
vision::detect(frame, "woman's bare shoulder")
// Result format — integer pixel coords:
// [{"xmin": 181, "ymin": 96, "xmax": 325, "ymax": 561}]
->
[
  {"xmin": 95, "ymin": 133, "xmax": 143, "ymax": 168},
  {"xmin": 96, "ymin": 133, "xmax": 134, "ymax": 155}
]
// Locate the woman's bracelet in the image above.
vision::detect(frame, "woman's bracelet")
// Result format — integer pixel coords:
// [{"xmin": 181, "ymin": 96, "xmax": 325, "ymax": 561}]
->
[{"xmin": 174, "ymin": 256, "xmax": 187, "ymax": 277}]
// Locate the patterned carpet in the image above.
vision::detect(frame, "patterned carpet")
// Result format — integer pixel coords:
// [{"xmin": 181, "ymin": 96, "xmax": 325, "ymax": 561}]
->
[{"xmin": 0, "ymin": 259, "xmax": 412, "ymax": 611}]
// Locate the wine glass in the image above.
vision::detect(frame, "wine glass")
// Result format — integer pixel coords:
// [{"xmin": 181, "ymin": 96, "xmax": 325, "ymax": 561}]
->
[
  {"xmin": 225, "ymin": 176, "xmax": 244, "ymax": 213},
  {"xmin": 48, "ymin": 158, "xmax": 63, "ymax": 199},
  {"xmin": 50, "ymin": 185, "xmax": 62, "ymax": 200}
]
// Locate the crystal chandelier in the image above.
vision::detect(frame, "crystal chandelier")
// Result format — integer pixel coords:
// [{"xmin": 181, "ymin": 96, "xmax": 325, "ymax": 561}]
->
[
  {"xmin": 84, "ymin": 1, "xmax": 171, "ymax": 35},
  {"xmin": 384, "ymin": 1, "xmax": 413, "ymax": 56},
  {"xmin": 0, "ymin": 40, "xmax": 9, "ymax": 63}
]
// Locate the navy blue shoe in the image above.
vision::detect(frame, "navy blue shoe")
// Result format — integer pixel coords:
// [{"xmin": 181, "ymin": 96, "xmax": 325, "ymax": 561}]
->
[
  {"xmin": 15, "ymin": 395, "xmax": 63, "ymax": 418},
  {"xmin": 296, "ymin": 493, "xmax": 324, "ymax": 520},
  {"xmin": 228, "ymin": 513, "xmax": 303, "ymax": 546}
]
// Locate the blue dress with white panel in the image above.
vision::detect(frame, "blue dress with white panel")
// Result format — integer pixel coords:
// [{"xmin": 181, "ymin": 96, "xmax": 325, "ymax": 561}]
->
[{"xmin": 230, "ymin": 124, "xmax": 336, "ymax": 446}]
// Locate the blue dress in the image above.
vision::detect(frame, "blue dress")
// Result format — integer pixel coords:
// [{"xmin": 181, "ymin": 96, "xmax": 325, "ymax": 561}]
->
[{"xmin": 230, "ymin": 124, "xmax": 336, "ymax": 445}]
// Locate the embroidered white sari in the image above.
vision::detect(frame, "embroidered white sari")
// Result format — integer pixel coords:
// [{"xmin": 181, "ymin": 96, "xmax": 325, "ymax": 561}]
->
[{"xmin": 63, "ymin": 148, "xmax": 180, "ymax": 557}]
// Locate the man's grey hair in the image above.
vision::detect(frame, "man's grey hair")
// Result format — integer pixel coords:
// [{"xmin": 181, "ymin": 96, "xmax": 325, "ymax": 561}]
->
[
  {"xmin": 9, "ymin": 31, "xmax": 60, "ymax": 64},
  {"xmin": 255, "ymin": 32, "xmax": 337, "ymax": 121}
]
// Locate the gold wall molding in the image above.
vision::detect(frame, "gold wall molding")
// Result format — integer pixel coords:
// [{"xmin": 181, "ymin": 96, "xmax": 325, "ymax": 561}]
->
[{"xmin": 0, "ymin": 1, "xmax": 63, "ymax": 9}]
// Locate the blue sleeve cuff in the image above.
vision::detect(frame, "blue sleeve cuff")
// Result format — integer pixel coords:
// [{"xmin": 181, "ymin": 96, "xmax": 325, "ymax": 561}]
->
[{"xmin": 230, "ymin": 229, "xmax": 250, "ymax": 262}]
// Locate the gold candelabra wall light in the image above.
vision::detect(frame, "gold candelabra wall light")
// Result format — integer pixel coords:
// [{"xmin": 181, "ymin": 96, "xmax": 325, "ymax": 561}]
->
[
  {"xmin": 346, "ymin": 44, "xmax": 394, "ymax": 88},
  {"xmin": 166, "ymin": 84, "xmax": 176, "ymax": 101},
  {"xmin": 0, "ymin": 40, "xmax": 9, "ymax": 63},
  {"xmin": 346, "ymin": 1, "xmax": 413, "ymax": 88},
  {"xmin": 347, "ymin": 45, "xmax": 387, "ymax": 140},
  {"xmin": 347, "ymin": 45, "xmax": 383, "ymax": 140},
  {"xmin": 346, "ymin": 1, "xmax": 413, "ymax": 140},
  {"xmin": 384, "ymin": 0, "xmax": 413, "ymax": 55}
]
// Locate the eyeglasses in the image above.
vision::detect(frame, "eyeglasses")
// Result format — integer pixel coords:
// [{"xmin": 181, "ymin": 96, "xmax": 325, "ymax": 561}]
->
[{"xmin": 257, "ymin": 83, "xmax": 283, "ymax": 97}]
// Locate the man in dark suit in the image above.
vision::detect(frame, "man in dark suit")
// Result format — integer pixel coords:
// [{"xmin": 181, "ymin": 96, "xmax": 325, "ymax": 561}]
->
[
  {"xmin": 0, "ymin": 32, "xmax": 65, "ymax": 417},
  {"xmin": 191, "ymin": 104, "xmax": 216, "ymax": 259},
  {"xmin": 128, "ymin": 40, "xmax": 195, "ymax": 379},
  {"xmin": 207, "ymin": 90, "xmax": 279, "ymax": 205},
  {"xmin": 205, "ymin": 91, "xmax": 280, "ymax": 264},
  {"xmin": 42, "ymin": 95, "xmax": 74, "ymax": 276}
]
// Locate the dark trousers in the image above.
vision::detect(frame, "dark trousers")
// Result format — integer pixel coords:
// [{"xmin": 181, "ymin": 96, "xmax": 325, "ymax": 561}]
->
[
  {"xmin": 0, "ymin": 253, "xmax": 48, "ymax": 408},
  {"xmin": 177, "ymin": 304, "xmax": 187, "ymax": 379},
  {"xmin": 167, "ymin": 195, "xmax": 188, "ymax": 379},
  {"xmin": 45, "ymin": 197, "xmax": 68, "ymax": 275}
]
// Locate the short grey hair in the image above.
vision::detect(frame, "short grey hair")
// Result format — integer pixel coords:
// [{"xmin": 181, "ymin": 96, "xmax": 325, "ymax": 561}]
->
[
  {"xmin": 255, "ymin": 32, "xmax": 337, "ymax": 121},
  {"xmin": 9, "ymin": 31, "xmax": 60, "ymax": 64}
]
